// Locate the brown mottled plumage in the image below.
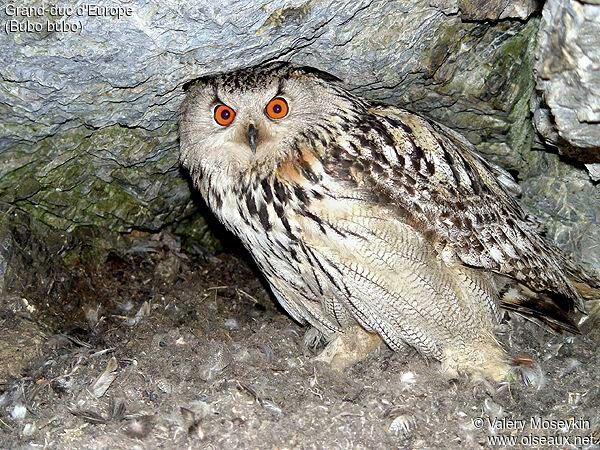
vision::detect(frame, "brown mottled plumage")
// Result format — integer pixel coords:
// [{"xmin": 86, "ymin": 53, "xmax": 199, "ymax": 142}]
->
[{"xmin": 179, "ymin": 62, "xmax": 599, "ymax": 380}]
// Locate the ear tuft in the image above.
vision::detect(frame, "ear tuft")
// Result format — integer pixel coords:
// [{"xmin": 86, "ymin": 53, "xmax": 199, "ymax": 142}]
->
[
  {"xmin": 293, "ymin": 66, "xmax": 342, "ymax": 83},
  {"xmin": 182, "ymin": 76, "xmax": 214, "ymax": 92}
]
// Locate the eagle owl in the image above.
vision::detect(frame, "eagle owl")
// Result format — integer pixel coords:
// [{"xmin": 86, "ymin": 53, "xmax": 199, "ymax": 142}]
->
[{"xmin": 179, "ymin": 62, "xmax": 598, "ymax": 380}]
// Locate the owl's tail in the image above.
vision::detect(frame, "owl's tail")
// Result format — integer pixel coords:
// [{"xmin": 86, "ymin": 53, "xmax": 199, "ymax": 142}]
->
[
  {"xmin": 500, "ymin": 258, "xmax": 600, "ymax": 335},
  {"xmin": 500, "ymin": 286, "xmax": 581, "ymax": 334}
]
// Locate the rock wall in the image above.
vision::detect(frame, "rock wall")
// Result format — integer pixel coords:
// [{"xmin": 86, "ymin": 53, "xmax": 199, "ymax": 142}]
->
[
  {"xmin": 1, "ymin": 0, "xmax": 598, "ymax": 280},
  {"xmin": 525, "ymin": 0, "xmax": 600, "ymax": 270},
  {"xmin": 532, "ymin": 0, "xmax": 600, "ymax": 160}
]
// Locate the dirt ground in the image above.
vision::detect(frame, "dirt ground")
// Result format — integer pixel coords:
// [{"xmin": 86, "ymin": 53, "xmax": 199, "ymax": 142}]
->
[{"xmin": 0, "ymin": 233, "xmax": 598, "ymax": 449}]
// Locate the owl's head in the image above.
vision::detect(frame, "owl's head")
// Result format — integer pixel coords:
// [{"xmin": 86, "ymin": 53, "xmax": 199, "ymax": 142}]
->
[{"xmin": 179, "ymin": 62, "xmax": 361, "ymax": 181}]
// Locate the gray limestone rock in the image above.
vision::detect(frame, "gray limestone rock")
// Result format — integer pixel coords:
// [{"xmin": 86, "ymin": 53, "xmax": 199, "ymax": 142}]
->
[
  {"xmin": 457, "ymin": 0, "xmax": 540, "ymax": 20},
  {"xmin": 520, "ymin": 153, "xmax": 600, "ymax": 271},
  {"xmin": 526, "ymin": 0, "xmax": 600, "ymax": 270},
  {"xmin": 532, "ymin": 0, "xmax": 600, "ymax": 162}
]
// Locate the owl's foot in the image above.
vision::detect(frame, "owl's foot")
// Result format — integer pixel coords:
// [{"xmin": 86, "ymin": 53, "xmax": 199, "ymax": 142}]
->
[
  {"xmin": 315, "ymin": 325, "xmax": 382, "ymax": 371},
  {"xmin": 441, "ymin": 342, "xmax": 510, "ymax": 382}
]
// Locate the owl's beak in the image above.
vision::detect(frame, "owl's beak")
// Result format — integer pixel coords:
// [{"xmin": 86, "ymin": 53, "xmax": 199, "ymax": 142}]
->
[{"xmin": 247, "ymin": 124, "xmax": 258, "ymax": 154}]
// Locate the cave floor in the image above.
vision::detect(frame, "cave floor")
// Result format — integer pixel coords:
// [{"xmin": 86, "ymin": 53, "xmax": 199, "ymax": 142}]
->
[{"xmin": 0, "ymin": 236, "xmax": 598, "ymax": 449}]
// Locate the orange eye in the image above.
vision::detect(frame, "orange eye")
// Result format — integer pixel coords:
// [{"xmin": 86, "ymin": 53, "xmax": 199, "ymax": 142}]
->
[
  {"xmin": 265, "ymin": 97, "xmax": 289, "ymax": 120},
  {"xmin": 214, "ymin": 104, "xmax": 236, "ymax": 127}
]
